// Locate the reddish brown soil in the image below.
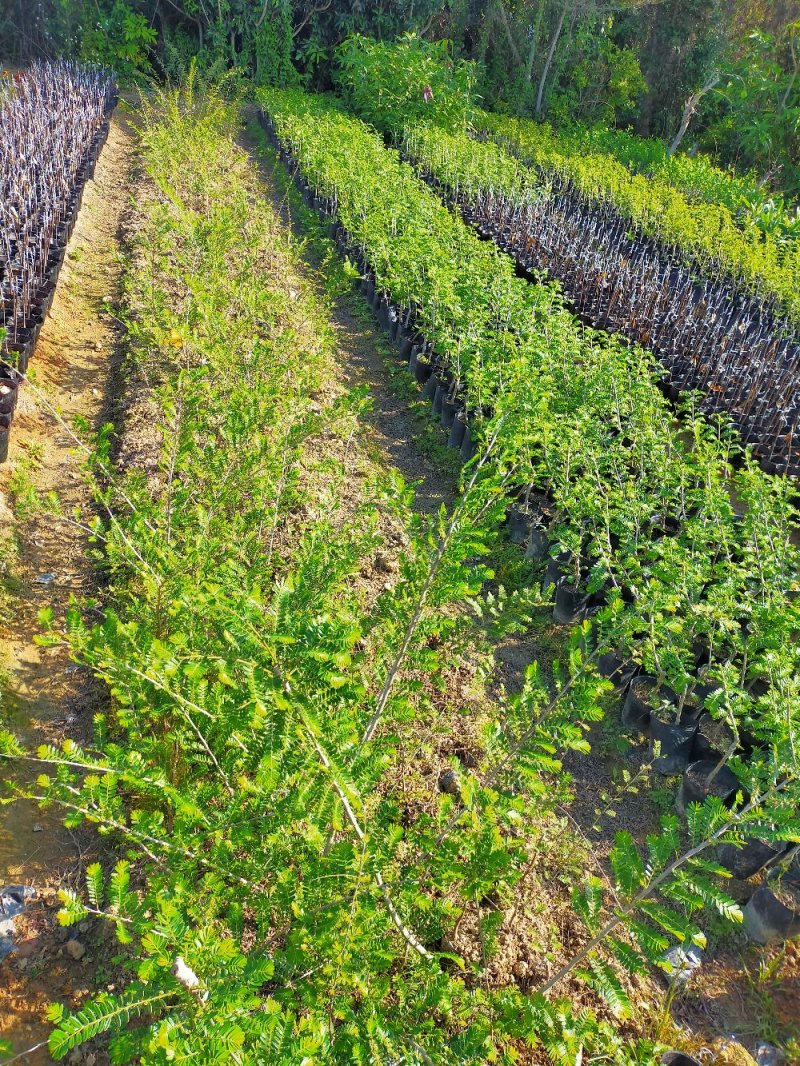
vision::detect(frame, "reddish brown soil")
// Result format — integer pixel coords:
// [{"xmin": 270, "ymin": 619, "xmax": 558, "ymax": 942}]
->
[{"xmin": 0, "ymin": 114, "xmax": 135, "ymax": 1066}]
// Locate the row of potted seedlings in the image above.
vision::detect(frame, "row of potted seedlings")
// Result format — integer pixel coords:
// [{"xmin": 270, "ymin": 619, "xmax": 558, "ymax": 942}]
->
[
  {"xmin": 510, "ymin": 494, "xmax": 800, "ymax": 943},
  {"xmin": 0, "ymin": 61, "xmax": 116, "ymax": 462},
  {"xmin": 475, "ymin": 110, "xmax": 800, "ymax": 324},
  {"xmin": 356, "ymin": 230, "xmax": 793, "ymax": 854},
  {"xmin": 256, "ymin": 92, "xmax": 800, "ymax": 956},
  {"xmin": 358, "ymin": 259, "xmax": 800, "ymax": 1040},
  {"xmin": 427, "ymin": 273, "xmax": 800, "ymax": 945},
  {"xmin": 505, "ymin": 399, "xmax": 800, "ymax": 944},
  {"xmin": 400, "ymin": 123, "xmax": 800, "ymax": 480},
  {"xmin": 536, "ymin": 117, "xmax": 785, "ymax": 239}
]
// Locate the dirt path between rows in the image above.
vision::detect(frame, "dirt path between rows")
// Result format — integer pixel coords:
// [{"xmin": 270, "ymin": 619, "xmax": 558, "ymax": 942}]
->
[
  {"xmin": 239, "ymin": 123, "xmax": 457, "ymax": 520},
  {"xmin": 0, "ymin": 113, "xmax": 135, "ymax": 1066}
]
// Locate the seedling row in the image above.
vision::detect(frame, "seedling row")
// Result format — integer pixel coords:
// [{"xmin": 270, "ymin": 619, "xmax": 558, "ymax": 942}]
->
[
  {"xmin": 401, "ymin": 123, "xmax": 800, "ymax": 479},
  {"xmin": 477, "ymin": 112, "xmax": 800, "ymax": 323},
  {"xmin": 258, "ymin": 89, "xmax": 800, "ymax": 944},
  {"xmin": 499, "ymin": 118, "xmax": 800, "ymax": 244},
  {"xmin": 0, "ymin": 61, "xmax": 116, "ymax": 461}
]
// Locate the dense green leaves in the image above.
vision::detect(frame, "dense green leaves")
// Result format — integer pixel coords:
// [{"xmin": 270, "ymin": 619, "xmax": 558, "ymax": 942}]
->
[
  {"xmin": 264, "ymin": 85, "xmax": 800, "ymax": 786},
  {"xmin": 13, "ymin": 68, "xmax": 800, "ymax": 1066},
  {"xmin": 23, "ymin": 86, "xmax": 664, "ymax": 1064},
  {"xmin": 335, "ymin": 34, "xmax": 476, "ymax": 134},
  {"xmin": 258, "ymin": 80, "xmax": 800, "ymax": 1051},
  {"xmin": 550, "ymin": 119, "xmax": 797, "ymax": 240}
]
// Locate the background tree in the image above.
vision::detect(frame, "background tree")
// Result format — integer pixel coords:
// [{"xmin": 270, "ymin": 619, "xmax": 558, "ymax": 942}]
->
[
  {"xmin": 702, "ymin": 16, "xmax": 800, "ymax": 195},
  {"xmin": 1, "ymin": 0, "xmax": 799, "ymax": 199},
  {"xmin": 613, "ymin": 0, "xmax": 728, "ymax": 138}
]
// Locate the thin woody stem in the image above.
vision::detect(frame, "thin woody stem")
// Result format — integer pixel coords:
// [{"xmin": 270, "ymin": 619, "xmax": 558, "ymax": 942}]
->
[
  {"xmin": 361, "ymin": 422, "xmax": 508, "ymax": 747},
  {"xmin": 304, "ymin": 723, "xmax": 432, "ymax": 960}
]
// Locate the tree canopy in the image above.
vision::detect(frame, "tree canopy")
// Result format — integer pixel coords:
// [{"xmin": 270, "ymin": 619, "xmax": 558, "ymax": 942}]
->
[{"xmin": 1, "ymin": 0, "xmax": 798, "ymax": 195}]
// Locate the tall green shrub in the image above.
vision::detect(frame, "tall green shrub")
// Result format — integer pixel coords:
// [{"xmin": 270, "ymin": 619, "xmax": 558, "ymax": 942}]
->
[
  {"xmin": 80, "ymin": 0, "xmax": 156, "ymax": 81},
  {"xmin": 335, "ymin": 33, "xmax": 477, "ymax": 134}
]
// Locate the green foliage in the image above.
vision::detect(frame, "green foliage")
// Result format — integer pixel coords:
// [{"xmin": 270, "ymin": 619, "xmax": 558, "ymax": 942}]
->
[
  {"xmin": 80, "ymin": 0, "xmax": 156, "ymax": 82},
  {"xmin": 704, "ymin": 20, "xmax": 800, "ymax": 199},
  {"xmin": 262, "ymin": 85, "xmax": 800, "ymax": 781},
  {"xmin": 2, "ymin": 1, "xmax": 799, "ymax": 210},
  {"xmin": 158, "ymin": 24, "xmax": 210, "ymax": 85},
  {"xmin": 252, "ymin": 5, "xmax": 299, "ymax": 89},
  {"xmin": 612, "ymin": 0, "xmax": 729, "ymax": 137},
  {"xmin": 548, "ymin": 28, "xmax": 647, "ymax": 126},
  {"xmin": 48, "ymin": 989, "xmax": 174, "ymax": 1059},
  {"xmin": 548, "ymin": 118, "xmax": 800, "ymax": 242},
  {"xmin": 477, "ymin": 108, "xmax": 800, "ymax": 321},
  {"xmin": 18, "ymin": 84, "xmax": 661, "ymax": 1064},
  {"xmin": 5, "ymin": 39, "xmax": 799, "ymax": 1065},
  {"xmin": 335, "ymin": 34, "xmax": 477, "ymax": 134},
  {"xmin": 259, "ymin": 80, "xmax": 800, "ymax": 1026}
]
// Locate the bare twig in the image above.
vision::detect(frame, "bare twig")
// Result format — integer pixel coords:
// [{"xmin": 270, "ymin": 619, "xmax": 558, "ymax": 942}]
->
[
  {"xmin": 494, "ymin": 0, "xmax": 523, "ymax": 68},
  {"xmin": 292, "ymin": 0, "xmax": 333, "ymax": 40},
  {"xmin": 668, "ymin": 71, "xmax": 720, "ymax": 157}
]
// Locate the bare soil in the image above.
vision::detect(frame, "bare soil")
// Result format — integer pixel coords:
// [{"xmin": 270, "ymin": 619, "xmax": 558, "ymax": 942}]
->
[
  {"xmin": 239, "ymin": 122, "xmax": 457, "ymax": 519},
  {"xmin": 0, "ymin": 114, "xmax": 135, "ymax": 1066}
]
